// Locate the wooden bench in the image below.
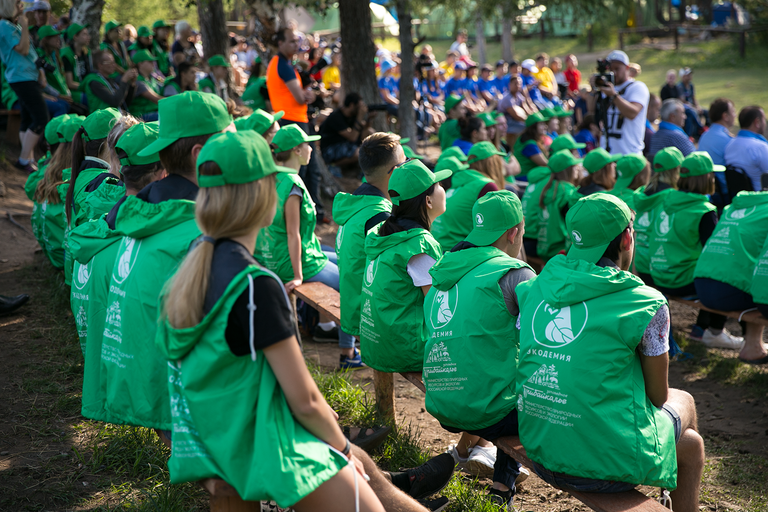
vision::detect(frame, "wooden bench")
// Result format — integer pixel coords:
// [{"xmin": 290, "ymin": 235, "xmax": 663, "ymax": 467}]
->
[
  {"xmin": 665, "ymin": 295, "xmax": 768, "ymax": 327},
  {"xmin": 199, "ymin": 478, "xmax": 260, "ymax": 511},
  {"xmin": 496, "ymin": 436, "xmax": 670, "ymax": 512},
  {"xmin": 1, "ymin": 109, "xmax": 21, "ymax": 146},
  {"xmin": 293, "ymin": 281, "xmax": 426, "ymax": 421}
]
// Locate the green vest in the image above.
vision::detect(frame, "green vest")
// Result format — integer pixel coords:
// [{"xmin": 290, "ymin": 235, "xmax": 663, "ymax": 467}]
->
[
  {"xmin": 516, "ymin": 255, "xmax": 676, "ymax": 487},
  {"xmin": 99, "ymin": 41, "xmax": 129, "ymax": 72},
  {"xmin": 521, "ymin": 167, "xmax": 550, "ymax": 240},
  {"xmin": 198, "ymin": 75, "xmax": 215, "ymax": 94},
  {"xmin": 649, "ymin": 191, "xmax": 716, "ymax": 289},
  {"xmin": 609, "ymin": 185, "xmax": 644, "ymax": 211},
  {"xmin": 752, "ymin": 235, "xmax": 768, "ymax": 305},
  {"xmin": 163, "ymin": 78, "xmax": 182, "ymax": 97},
  {"xmin": 155, "ymin": 266, "xmax": 345, "ymax": 505},
  {"xmin": 360, "ymin": 228, "xmax": 443, "ymax": 372},
  {"xmin": 69, "ymin": 215, "xmax": 125, "ymax": 423},
  {"xmin": 25, "ymin": 164, "xmax": 46, "ymax": 201},
  {"xmin": 152, "ymin": 40, "xmax": 171, "ymax": 76},
  {"xmin": 38, "ymin": 184, "xmax": 69, "ymax": 269},
  {"xmin": 694, "ymin": 192, "xmax": 768, "ymax": 294},
  {"xmin": 129, "ymin": 75, "xmax": 160, "ymax": 116},
  {"xmin": 36, "ymin": 48, "xmax": 70, "ymax": 96},
  {"xmin": 101, "ymin": 195, "xmax": 201, "ymax": 429},
  {"xmin": 431, "ymin": 170, "xmax": 493, "ymax": 253},
  {"xmin": 536, "ymin": 180, "xmax": 580, "ymax": 260},
  {"xmin": 332, "ymin": 192, "xmax": 392, "ymax": 336},
  {"xmin": 242, "ymin": 76, "xmax": 267, "ymax": 111},
  {"xmin": 83, "ymin": 74, "xmax": 114, "ymax": 113},
  {"xmin": 633, "ymin": 188, "xmax": 674, "ymax": 275},
  {"xmin": 255, "ymin": 173, "xmax": 327, "ymax": 283},
  {"xmin": 439, "ymin": 119, "xmax": 461, "ymax": 151},
  {"xmin": 60, "ymin": 45, "xmax": 90, "ymax": 92},
  {"xmin": 513, "ymin": 139, "xmax": 541, "ymax": 176},
  {"xmin": 424, "ymin": 247, "xmax": 532, "ymax": 430}
]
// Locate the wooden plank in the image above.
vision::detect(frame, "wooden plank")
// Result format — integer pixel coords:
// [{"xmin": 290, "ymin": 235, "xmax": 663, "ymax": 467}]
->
[
  {"xmin": 495, "ymin": 437, "xmax": 669, "ymax": 512},
  {"xmin": 209, "ymin": 496, "xmax": 261, "ymax": 512},
  {"xmin": 294, "ymin": 282, "xmax": 341, "ymax": 324},
  {"xmin": 667, "ymin": 296, "xmax": 768, "ymax": 327},
  {"xmin": 400, "ymin": 371, "xmax": 426, "ymax": 393},
  {"xmin": 374, "ymin": 370, "xmax": 395, "ymax": 421},
  {"xmin": 2, "ymin": 109, "xmax": 21, "ymax": 146}
]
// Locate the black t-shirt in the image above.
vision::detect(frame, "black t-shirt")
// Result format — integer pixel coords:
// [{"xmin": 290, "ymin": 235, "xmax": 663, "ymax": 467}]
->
[
  {"xmin": 319, "ymin": 108, "xmax": 356, "ymax": 151},
  {"xmin": 136, "ymin": 173, "xmax": 199, "ymax": 204},
  {"xmin": 202, "ymin": 239, "xmax": 296, "ymax": 357},
  {"xmin": 660, "ymin": 83, "xmax": 679, "ymax": 102},
  {"xmin": 577, "ymin": 182, "xmax": 606, "ymax": 196},
  {"xmin": 353, "ymin": 182, "xmax": 391, "ymax": 233}
]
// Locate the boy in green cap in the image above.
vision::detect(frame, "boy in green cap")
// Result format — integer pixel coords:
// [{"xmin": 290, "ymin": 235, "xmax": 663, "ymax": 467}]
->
[
  {"xmin": 198, "ymin": 55, "xmax": 231, "ymax": 101},
  {"xmin": 151, "ymin": 20, "xmax": 173, "ymax": 78},
  {"xmin": 98, "ymin": 92, "xmax": 234, "ymax": 432},
  {"xmin": 424, "ymin": 190, "xmax": 535, "ymax": 510},
  {"xmin": 162, "ymin": 61, "xmax": 197, "ymax": 97},
  {"xmin": 513, "ymin": 112, "xmax": 548, "ymax": 177},
  {"xmin": 536, "ymin": 149, "xmax": 582, "ymax": 260},
  {"xmin": 129, "ymin": 49, "xmax": 162, "ymax": 121},
  {"xmin": 517, "ymin": 193, "xmax": 704, "ymax": 512},
  {"xmin": 439, "ymin": 94, "xmax": 465, "ymax": 150},
  {"xmin": 127, "ymin": 25, "xmax": 153, "ymax": 56},
  {"xmin": 609, "ymin": 153, "xmax": 650, "ymax": 209},
  {"xmin": 578, "ymin": 147, "xmax": 621, "ymax": 196}
]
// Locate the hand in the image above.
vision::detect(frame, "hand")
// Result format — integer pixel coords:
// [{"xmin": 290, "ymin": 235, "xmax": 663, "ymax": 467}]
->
[
  {"xmin": 348, "ymin": 454, "xmax": 368, "ymax": 480},
  {"xmin": 331, "ymin": 408, "xmax": 339, "ymax": 421},
  {"xmin": 121, "ymin": 69, "xmax": 139, "ymax": 83},
  {"xmin": 303, "ymin": 88, "xmax": 317, "ymax": 104},
  {"xmin": 599, "ymin": 83, "xmax": 617, "ymax": 98},
  {"xmin": 284, "ymin": 278, "xmax": 303, "ymax": 293},
  {"xmin": 356, "ymin": 101, "xmax": 368, "ymax": 122},
  {"xmin": 60, "ymin": 95, "xmax": 73, "ymax": 104},
  {"xmin": 17, "ymin": 10, "xmax": 28, "ymax": 28}
]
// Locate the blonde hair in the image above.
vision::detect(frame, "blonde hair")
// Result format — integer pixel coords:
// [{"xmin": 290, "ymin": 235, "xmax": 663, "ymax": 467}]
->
[
  {"xmin": 0, "ymin": 0, "xmax": 17, "ymax": 19},
  {"xmin": 107, "ymin": 114, "xmax": 140, "ymax": 176},
  {"xmin": 34, "ymin": 142, "xmax": 72, "ymax": 204},
  {"xmin": 470, "ymin": 155, "xmax": 505, "ymax": 190},
  {"xmin": 646, "ymin": 168, "xmax": 679, "ymax": 194},
  {"xmin": 162, "ymin": 164, "xmax": 277, "ymax": 329}
]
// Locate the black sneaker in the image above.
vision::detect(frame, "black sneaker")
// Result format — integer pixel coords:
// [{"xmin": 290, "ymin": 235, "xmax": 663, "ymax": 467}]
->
[
  {"xmin": 487, "ymin": 487, "xmax": 514, "ymax": 511},
  {"xmin": 417, "ymin": 496, "xmax": 449, "ymax": 512},
  {"xmin": 406, "ymin": 453, "xmax": 455, "ymax": 499},
  {"xmin": 313, "ymin": 325, "xmax": 339, "ymax": 342}
]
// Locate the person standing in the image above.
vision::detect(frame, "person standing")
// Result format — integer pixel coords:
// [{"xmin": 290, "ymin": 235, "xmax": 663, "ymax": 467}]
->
[
  {"xmin": 26, "ymin": 0, "xmax": 50, "ymax": 47},
  {"xmin": 449, "ymin": 29, "xmax": 469, "ymax": 57},
  {"xmin": 677, "ymin": 68, "xmax": 706, "ymax": 138},
  {"xmin": 723, "ymin": 106, "xmax": 768, "ymax": 194},
  {"xmin": 563, "ymin": 54, "xmax": 580, "ymax": 96}
]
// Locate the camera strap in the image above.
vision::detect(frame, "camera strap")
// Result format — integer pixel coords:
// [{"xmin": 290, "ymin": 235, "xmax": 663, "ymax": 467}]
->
[{"xmin": 605, "ymin": 80, "xmax": 636, "ymax": 139}]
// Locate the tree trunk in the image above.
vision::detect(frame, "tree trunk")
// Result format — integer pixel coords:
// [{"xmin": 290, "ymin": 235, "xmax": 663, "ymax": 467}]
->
[
  {"xmin": 475, "ymin": 12, "xmax": 486, "ymax": 67},
  {"xmin": 502, "ymin": 17, "xmax": 514, "ymax": 61},
  {"xmin": 338, "ymin": 0, "xmax": 385, "ymax": 131},
  {"xmin": 198, "ymin": 0, "xmax": 229, "ymax": 59},
  {"xmin": 397, "ymin": 0, "xmax": 416, "ymax": 148},
  {"xmin": 70, "ymin": 0, "xmax": 105, "ymax": 50}
]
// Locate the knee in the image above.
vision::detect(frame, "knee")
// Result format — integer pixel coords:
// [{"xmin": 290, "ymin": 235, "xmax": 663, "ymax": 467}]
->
[
  {"xmin": 668, "ymin": 388, "xmax": 696, "ymax": 416},
  {"xmin": 677, "ymin": 429, "xmax": 705, "ymax": 467}
]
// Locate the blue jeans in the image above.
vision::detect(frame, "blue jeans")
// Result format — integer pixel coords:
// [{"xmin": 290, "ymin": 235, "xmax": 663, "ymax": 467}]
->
[
  {"xmin": 45, "ymin": 98, "xmax": 70, "ymax": 118},
  {"xmin": 141, "ymin": 112, "xmax": 159, "ymax": 122},
  {"xmin": 306, "ymin": 250, "xmax": 354, "ymax": 349}
]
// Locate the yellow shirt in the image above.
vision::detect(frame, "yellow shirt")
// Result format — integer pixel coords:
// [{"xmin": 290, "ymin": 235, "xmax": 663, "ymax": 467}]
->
[
  {"xmin": 439, "ymin": 61, "xmax": 454, "ymax": 80},
  {"xmin": 322, "ymin": 65, "xmax": 340, "ymax": 89},
  {"xmin": 533, "ymin": 67, "xmax": 556, "ymax": 94}
]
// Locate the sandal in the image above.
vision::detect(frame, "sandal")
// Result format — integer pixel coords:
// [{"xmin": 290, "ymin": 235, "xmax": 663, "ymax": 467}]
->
[
  {"xmin": 343, "ymin": 425, "xmax": 392, "ymax": 452},
  {"xmin": 738, "ymin": 354, "xmax": 768, "ymax": 365}
]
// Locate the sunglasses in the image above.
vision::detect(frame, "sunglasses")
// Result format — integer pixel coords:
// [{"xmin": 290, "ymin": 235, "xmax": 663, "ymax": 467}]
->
[{"xmin": 388, "ymin": 157, "xmax": 413, "ymax": 175}]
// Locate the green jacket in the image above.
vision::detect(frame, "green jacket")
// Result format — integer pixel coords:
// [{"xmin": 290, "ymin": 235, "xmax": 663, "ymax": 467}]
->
[
  {"xmin": 101, "ymin": 194, "xmax": 201, "ymax": 429},
  {"xmin": 536, "ymin": 181, "xmax": 581, "ymax": 260},
  {"xmin": 633, "ymin": 188, "xmax": 674, "ymax": 276},
  {"xmin": 332, "ymin": 191, "xmax": 391, "ymax": 336},
  {"xmin": 25, "ymin": 163, "xmax": 47, "ymax": 201},
  {"xmin": 438, "ymin": 119, "xmax": 461, "ymax": 151},
  {"xmin": 609, "ymin": 185, "xmax": 644, "ymax": 211},
  {"xmin": 60, "ymin": 45, "xmax": 91, "ymax": 92},
  {"xmin": 152, "ymin": 40, "xmax": 171, "ymax": 76},
  {"xmin": 129, "ymin": 75, "xmax": 160, "ymax": 117},
  {"xmin": 516, "ymin": 255, "xmax": 675, "ymax": 488},
  {"xmin": 37, "ymin": 185, "xmax": 69, "ymax": 269},
  {"xmin": 521, "ymin": 166, "xmax": 551, "ymax": 240},
  {"xmin": 513, "ymin": 139, "xmax": 541, "ymax": 177},
  {"xmin": 431, "ymin": 169, "xmax": 493, "ymax": 253},
  {"xmin": 242, "ymin": 76, "xmax": 267, "ymax": 111},
  {"xmin": 83, "ymin": 74, "xmax": 115, "ymax": 113},
  {"xmin": 360, "ymin": 228, "xmax": 443, "ymax": 372},
  {"xmin": 752, "ymin": 235, "xmax": 768, "ymax": 305},
  {"xmin": 36, "ymin": 48, "xmax": 70, "ymax": 97},
  {"xmin": 424, "ymin": 246, "xmax": 531, "ymax": 430}
]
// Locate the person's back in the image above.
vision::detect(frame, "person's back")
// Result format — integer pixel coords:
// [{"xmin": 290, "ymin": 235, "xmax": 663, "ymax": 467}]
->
[
  {"xmin": 723, "ymin": 105, "xmax": 768, "ymax": 192},
  {"xmin": 535, "ymin": 151, "xmax": 582, "ymax": 261}
]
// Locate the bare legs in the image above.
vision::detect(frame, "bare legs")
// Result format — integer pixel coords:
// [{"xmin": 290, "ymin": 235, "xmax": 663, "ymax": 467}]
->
[
  {"xmin": 739, "ymin": 322, "xmax": 766, "ymax": 362},
  {"xmin": 666, "ymin": 388, "xmax": 704, "ymax": 512}
]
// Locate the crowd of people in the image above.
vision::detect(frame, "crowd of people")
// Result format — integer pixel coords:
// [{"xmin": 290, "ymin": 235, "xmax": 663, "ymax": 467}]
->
[{"xmin": 3, "ymin": 1, "xmax": 768, "ymax": 510}]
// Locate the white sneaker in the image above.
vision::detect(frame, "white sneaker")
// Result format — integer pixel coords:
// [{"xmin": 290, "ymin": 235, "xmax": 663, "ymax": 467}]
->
[
  {"xmin": 445, "ymin": 444, "xmax": 469, "ymax": 466},
  {"xmin": 467, "ymin": 445, "xmax": 496, "ymax": 478},
  {"xmin": 702, "ymin": 329, "xmax": 744, "ymax": 350},
  {"xmin": 516, "ymin": 466, "xmax": 530, "ymax": 486}
]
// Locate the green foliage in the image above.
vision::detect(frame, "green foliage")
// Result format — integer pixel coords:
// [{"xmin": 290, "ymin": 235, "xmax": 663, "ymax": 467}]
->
[
  {"xmin": 102, "ymin": 0, "xmax": 199, "ymax": 30},
  {"xmin": 50, "ymin": 0, "xmax": 71, "ymax": 16},
  {"xmin": 442, "ymin": 474, "xmax": 498, "ymax": 512}
]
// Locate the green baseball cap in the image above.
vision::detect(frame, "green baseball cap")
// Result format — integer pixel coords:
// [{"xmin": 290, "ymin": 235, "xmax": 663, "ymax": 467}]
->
[
  {"xmin": 138, "ymin": 92, "xmax": 233, "ymax": 156},
  {"xmin": 540, "ymin": 107, "xmax": 556, "ymax": 121},
  {"xmin": 137, "ymin": 26, "xmax": 151, "ymax": 38},
  {"xmin": 116, "ymin": 122, "xmax": 162, "ymax": 167},
  {"xmin": 81, "ymin": 108, "xmax": 121, "ymax": 142},
  {"xmin": 45, "ymin": 114, "xmax": 70, "ymax": 145},
  {"xmin": 465, "ymin": 190, "xmax": 524, "ymax": 246},
  {"xmin": 528, "ymin": 166, "xmax": 551, "ymax": 184},
  {"xmin": 152, "ymin": 20, "xmax": 172, "ymax": 30},
  {"xmin": 444, "ymin": 94, "xmax": 463, "ymax": 113},
  {"xmin": 235, "ymin": 109, "xmax": 284, "ymax": 134},
  {"xmin": 553, "ymin": 105, "xmax": 573, "ymax": 118},
  {"xmin": 615, "ymin": 154, "xmax": 648, "ymax": 190},
  {"xmin": 132, "ymin": 49, "xmax": 157, "ymax": 63},
  {"xmin": 653, "ymin": 146, "xmax": 684, "ymax": 172},
  {"xmin": 439, "ymin": 146, "xmax": 468, "ymax": 163},
  {"xmin": 104, "ymin": 20, "xmax": 122, "ymax": 33},
  {"xmin": 583, "ymin": 148, "xmax": 621, "ymax": 174},
  {"xmin": 679, "ymin": 151, "xmax": 725, "ymax": 177},
  {"xmin": 468, "ymin": 141, "xmax": 505, "ymax": 164},
  {"xmin": 197, "ymin": 131, "xmax": 296, "ymax": 188},
  {"xmin": 37, "ymin": 25, "xmax": 60, "ymax": 39},
  {"xmin": 402, "ymin": 145, "xmax": 425, "ymax": 160},
  {"xmin": 208, "ymin": 55, "xmax": 231, "ymax": 68},
  {"xmin": 477, "ymin": 112, "xmax": 497, "ymax": 127},
  {"xmin": 434, "ymin": 156, "xmax": 468, "ymax": 174},
  {"xmin": 548, "ymin": 149, "xmax": 582, "ymax": 173},
  {"xmin": 271, "ymin": 124, "xmax": 320, "ymax": 152},
  {"xmin": 525, "ymin": 111, "xmax": 547, "ymax": 128},
  {"xmin": 389, "ymin": 159, "xmax": 451, "ymax": 206},
  {"xmin": 549, "ymin": 134, "xmax": 585, "ymax": 153},
  {"xmin": 66, "ymin": 23, "xmax": 88, "ymax": 40},
  {"xmin": 566, "ymin": 193, "xmax": 632, "ymax": 264},
  {"xmin": 58, "ymin": 116, "xmax": 85, "ymax": 144}
]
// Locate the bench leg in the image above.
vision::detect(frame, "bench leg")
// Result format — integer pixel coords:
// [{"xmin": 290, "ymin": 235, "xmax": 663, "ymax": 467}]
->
[
  {"xmin": 373, "ymin": 370, "xmax": 395, "ymax": 422},
  {"xmin": 209, "ymin": 496, "xmax": 261, "ymax": 512},
  {"xmin": 5, "ymin": 115, "xmax": 20, "ymax": 146}
]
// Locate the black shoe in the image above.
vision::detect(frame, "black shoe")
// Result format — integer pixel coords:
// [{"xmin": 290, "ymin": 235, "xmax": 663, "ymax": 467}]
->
[
  {"xmin": 313, "ymin": 325, "xmax": 339, "ymax": 342},
  {"xmin": 487, "ymin": 487, "xmax": 514, "ymax": 511},
  {"xmin": 0, "ymin": 294, "xmax": 29, "ymax": 315},
  {"xmin": 417, "ymin": 496, "xmax": 449, "ymax": 512},
  {"xmin": 405, "ymin": 453, "xmax": 455, "ymax": 499}
]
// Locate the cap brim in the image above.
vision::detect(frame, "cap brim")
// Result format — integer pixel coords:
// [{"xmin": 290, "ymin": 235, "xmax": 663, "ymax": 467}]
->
[
  {"xmin": 573, "ymin": 142, "xmax": 587, "ymax": 149},
  {"xmin": 305, "ymin": 135, "xmax": 322, "ymax": 142},
  {"xmin": 272, "ymin": 111, "xmax": 285, "ymax": 122},
  {"xmin": 567, "ymin": 241, "xmax": 611, "ymax": 264},
  {"xmin": 613, "ymin": 176, "xmax": 634, "ymax": 191},
  {"xmin": 137, "ymin": 137, "xmax": 176, "ymax": 157},
  {"xmin": 712, "ymin": 165, "xmax": 726, "ymax": 172},
  {"xmin": 465, "ymin": 227, "xmax": 507, "ymax": 247},
  {"xmin": 433, "ymin": 169, "xmax": 453, "ymax": 182},
  {"xmin": 269, "ymin": 165, "xmax": 299, "ymax": 176},
  {"xmin": 400, "ymin": 137, "xmax": 410, "ymax": 144}
]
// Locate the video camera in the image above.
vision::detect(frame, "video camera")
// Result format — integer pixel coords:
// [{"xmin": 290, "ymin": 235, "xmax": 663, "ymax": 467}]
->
[
  {"xmin": 35, "ymin": 57, "xmax": 56, "ymax": 74},
  {"xmin": 592, "ymin": 59, "xmax": 614, "ymax": 89}
]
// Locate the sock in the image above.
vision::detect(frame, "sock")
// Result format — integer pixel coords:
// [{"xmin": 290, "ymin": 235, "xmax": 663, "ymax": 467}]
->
[
  {"xmin": 18, "ymin": 158, "xmax": 29, "ymax": 165},
  {"xmin": 317, "ymin": 321, "xmax": 335, "ymax": 331},
  {"xmin": 389, "ymin": 471, "xmax": 412, "ymax": 493}
]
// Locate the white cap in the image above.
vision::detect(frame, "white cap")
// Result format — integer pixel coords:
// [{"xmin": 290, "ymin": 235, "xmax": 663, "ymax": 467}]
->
[
  {"xmin": 679, "ymin": 67, "xmax": 693, "ymax": 77},
  {"xmin": 605, "ymin": 50, "xmax": 629, "ymax": 66},
  {"xmin": 521, "ymin": 59, "xmax": 539, "ymax": 73},
  {"xmin": 379, "ymin": 59, "xmax": 396, "ymax": 74},
  {"xmin": 25, "ymin": 1, "xmax": 51, "ymax": 11}
]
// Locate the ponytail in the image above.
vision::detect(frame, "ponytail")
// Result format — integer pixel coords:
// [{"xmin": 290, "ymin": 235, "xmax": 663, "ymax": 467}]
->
[
  {"xmin": 66, "ymin": 129, "xmax": 108, "ymax": 225},
  {"xmin": 379, "ymin": 184, "xmax": 435, "ymax": 237},
  {"xmin": 34, "ymin": 142, "xmax": 72, "ymax": 204}
]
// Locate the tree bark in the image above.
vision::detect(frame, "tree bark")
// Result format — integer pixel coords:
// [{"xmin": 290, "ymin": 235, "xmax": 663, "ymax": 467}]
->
[
  {"xmin": 397, "ymin": 0, "xmax": 416, "ymax": 148},
  {"xmin": 502, "ymin": 17, "xmax": 514, "ymax": 61},
  {"xmin": 338, "ymin": 0, "xmax": 385, "ymax": 131},
  {"xmin": 475, "ymin": 12, "xmax": 487, "ymax": 66},
  {"xmin": 198, "ymin": 0, "xmax": 229, "ymax": 59},
  {"xmin": 70, "ymin": 0, "xmax": 105, "ymax": 50}
]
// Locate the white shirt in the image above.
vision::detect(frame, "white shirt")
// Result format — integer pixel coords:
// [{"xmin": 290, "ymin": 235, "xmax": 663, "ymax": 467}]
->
[
  {"xmin": 449, "ymin": 41, "xmax": 469, "ymax": 57},
  {"xmin": 724, "ymin": 132, "xmax": 768, "ymax": 191},
  {"xmin": 406, "ymin": 253, "xmax": 437, "ymax": 287},
  {"xmin": 599, "ymin": 79, "xmax": 650, "ymax": 155}
]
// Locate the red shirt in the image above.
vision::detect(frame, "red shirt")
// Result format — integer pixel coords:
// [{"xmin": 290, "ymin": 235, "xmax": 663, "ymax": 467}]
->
[{"xmin": 564, "ymin": 68, "xmax": 581, "ymax": 92}]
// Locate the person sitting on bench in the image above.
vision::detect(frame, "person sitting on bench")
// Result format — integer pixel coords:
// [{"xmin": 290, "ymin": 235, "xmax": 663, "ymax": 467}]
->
[
  {"xmin": 649, "ymin": 152, "xmax": 742, "ymax": 349},
  {"xmin": 608, "ymin": 153, "xmax": 650, "ymax": 210},
  {"xmin": 423, "ymin": 191, "xmax": 535, "ymax": 510},
  {"xmin": 234, "ymin": 108, "xmax": 282, "ymax": 144},
  {"xmin": 516, "ymin": 193, "xmax": 704, "ymax": 512},
  {"xmin": 694, "ymin": 188, "xmax": 768, "ymax": 365},
  {"xmin": 578, "ymin": 148, "xmax": 620, "ymax": 196},
  {"xmin": 535, "ymin": 149, "xmax": 582, "ymax": 261}
]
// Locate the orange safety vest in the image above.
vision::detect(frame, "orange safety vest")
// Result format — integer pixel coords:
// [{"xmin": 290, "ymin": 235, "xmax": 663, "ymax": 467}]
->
[{"xmin": 266, "ymin": 55, "xmax": 308, "ymax": 123}]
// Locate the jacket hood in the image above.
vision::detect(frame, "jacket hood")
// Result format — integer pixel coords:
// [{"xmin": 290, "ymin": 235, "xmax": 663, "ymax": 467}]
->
[
  {"xmin": 452, "ymin": 169, "xmax": 488, "ymax": 188},
  {"xmin": 430, "ymin": 246, "xmax": 508, "ymax": 291},
  {"xmin": 527, "ymin": 166, "xmax": 551, "ymax": 185},
  {"xmin": 663, "ymin": 190, "xmax": 710, "ymax": 214},
  {"xmin": 365, "ymin": 228, "xmax": 427, "ymax": 260},
  {"xmin": 633, "ymin": 188, "xmax": 672, "ymax": 212},
  {"xmin": 332, "ymin": 192, "xmax": 389, "ymax": 225},
  {"xmin": 533, "ymin": 255, "xmax": 644, "ymax": 308},
  {"xmin": 68, "ymin": 217, "xmax": 122, "ymax": 263},
  {"xmin": 114, "ymin": 195, "xmax": 196, "ymax": 239},
  {"xmin": 730, "ymin": 191, "xmax": 768, "ymax": 209}
]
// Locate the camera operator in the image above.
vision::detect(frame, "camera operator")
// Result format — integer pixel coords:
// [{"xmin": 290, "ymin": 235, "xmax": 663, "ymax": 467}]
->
[
  {"xmin": 318, "ymin": 92, "xmax": 374, "ymax": 170},
  {"xmin": 593, "ymin": 50, "xmax": 649, "ymax": 155}
]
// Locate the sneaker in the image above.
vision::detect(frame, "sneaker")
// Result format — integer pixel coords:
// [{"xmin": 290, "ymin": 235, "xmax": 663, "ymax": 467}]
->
[
  {"xmin": 14, "ymin": 160, "xmax": 36, "ymax": 173},
  {"xmin": 516, "ymin": 467, "xmax": 530, "ymax": 486},
  {"xmin": 487, "ymin": 488, "xmax": 514, "ymax": 511},
  {"xmin": 702, "ymin": 329, "xmax": 744, "ymax": 350},
  {"xmin": 445, "ymin": 444, "xmax": 469, "ymax": 466},
  {"xmin": 417, "ymin": 496, "xmax": 449, "ymax": 512},
  {"xmin": 339, "ymin": 348, "xmax": 366, "ymax": 370},
  {"xmin": 688, "ymin": 325, "xmax": 705, "ymax": 342},
  {"xmin": 404, "ymin": 453, "xmax": 455, "ymax": 499},
  {"xmin": 467, "ymin": 445, "xmax": 496, "ymax": 479},
  {"xmin": 313, "ymin": 325, "xmax": 339, "ymax": 343}
]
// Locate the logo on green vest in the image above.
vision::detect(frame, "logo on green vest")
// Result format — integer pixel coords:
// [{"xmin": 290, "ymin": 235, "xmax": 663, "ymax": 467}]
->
[
  {"xmin": 336, "ymin": 225, "xmax": 344, "ymax": 249},
  {"xmin": 655, "ymin": 211, "xmax": 673, "ymax": 235},
  {"xmin": 655, "ymin": 245, "xmax": 666, "ymax": 257},
  {"xmin": 529, "ymin": 363, "xmax": 560, "ymax": 390},
  {"xmin": 106, "ymin": 301, "xmax": 122, "ymax": 328},
  {"xmin": 727, "ymin": 206, "xmax": 755, "ymax": 220},
  {"xmin": 637, "ymin": 211, "xmax": 651, "ymax": 228},
  {"xmin": 532, "ymin": 301, "xmax": 588, "ymax": 348},
  {"xmin": 541, "ymin": 207, "xmax": 550, "ymax": 220},
  {"xmin": 426, "ymin": 341, "xmax": 451, "ymax": 363},
  {"xmin": 475, "ymin": 213, "xmax": 484, "ymax": 227},
  {"xmin": 76, "ymin": 305, "xmax": 88, "ymax": 330},
  {"xmin": 364, "ymin": 258, "xmax": 378, "ymax": 288},
  {"xmin": 114, "ymin": 237, "xmax": 141, "ymax": 285},
  {"xmin": 429, "ymin": 286, "xmax": 459, "ymax": 329},
  {"xmin": 571, "ymin": 230, "xmax": 582, "ymax": 244},
  {"xmin": 362, "ymin": 298, "xmax": 372, "ymax": 316},
  {"xmin": 74, "ymin": 259, "xmax": 92, "ymax": 291}
]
